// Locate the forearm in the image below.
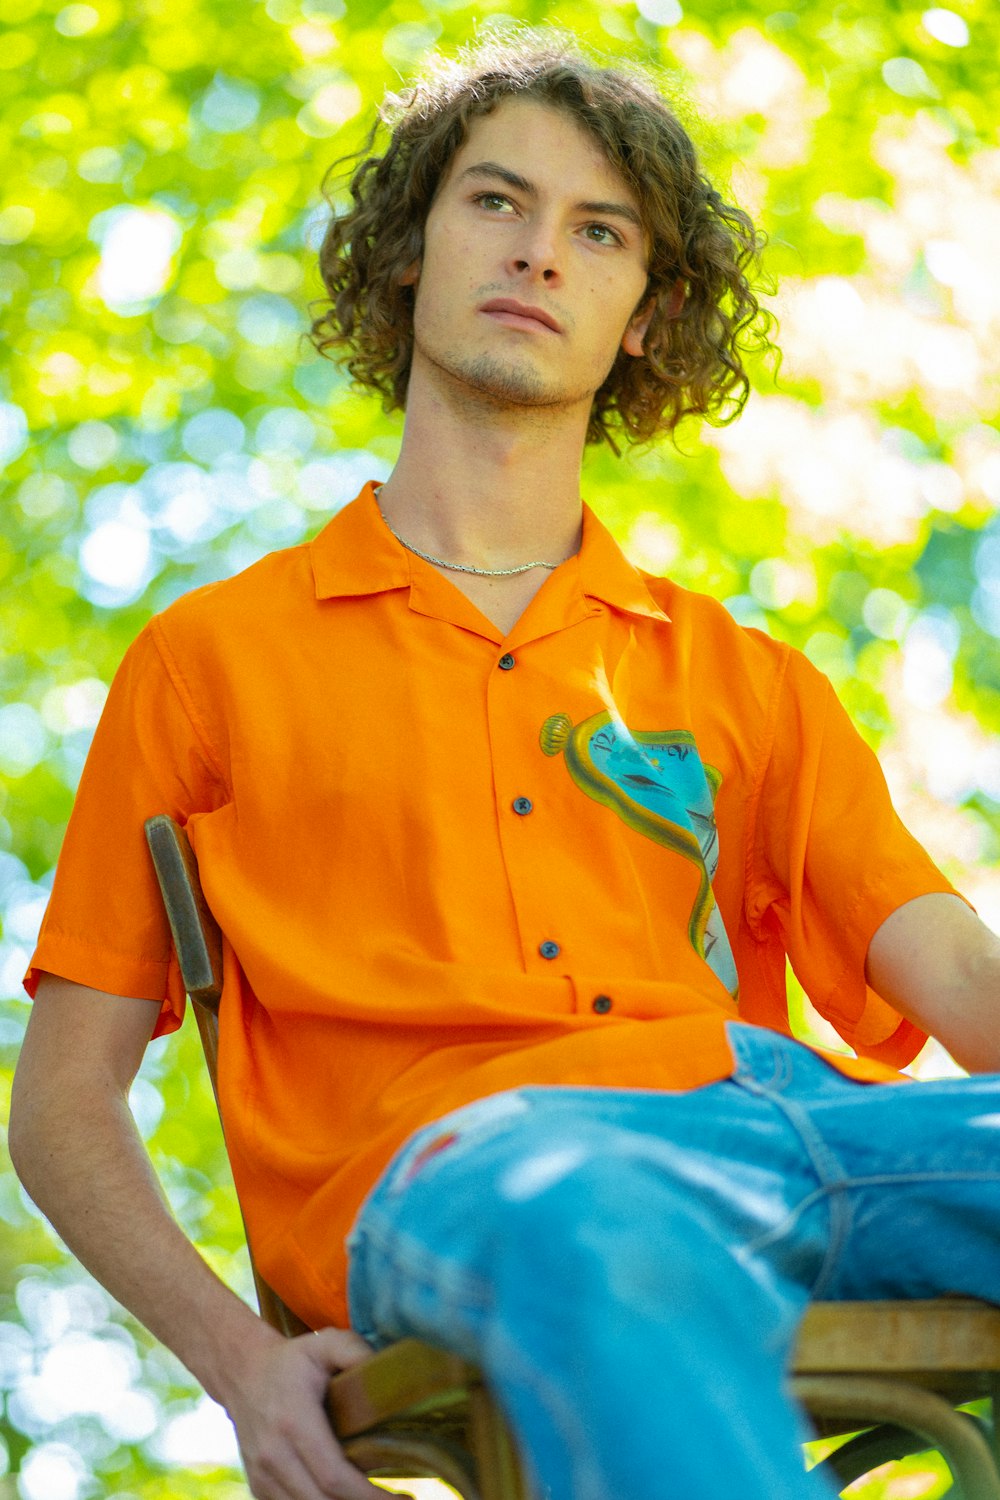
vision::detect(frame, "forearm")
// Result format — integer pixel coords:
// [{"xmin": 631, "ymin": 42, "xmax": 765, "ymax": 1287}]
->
[
  {"xmin": 9, "ymin": 1072, "xmax": 279, "ymax": 1409},
  {"xmin": 12, "ymin": 978, "xmax": 379, "ymax": 1500}
]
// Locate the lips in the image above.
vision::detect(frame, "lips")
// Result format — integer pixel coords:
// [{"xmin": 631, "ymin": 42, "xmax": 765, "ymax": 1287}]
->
[{"xmin": 479, "ymin": 298, "xmax": 562, "ymax": 333}]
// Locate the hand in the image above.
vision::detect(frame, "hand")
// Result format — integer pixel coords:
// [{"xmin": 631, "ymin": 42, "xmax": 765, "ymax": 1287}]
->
[{"xmin": 226, "ymin": 1325, "xmax": 412, "ymax": 1500}]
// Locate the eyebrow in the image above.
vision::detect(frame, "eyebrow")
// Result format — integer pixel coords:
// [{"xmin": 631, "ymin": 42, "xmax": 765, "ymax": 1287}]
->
[{"xmin": 458, "ymin": 161, "xmax": 645, "ymax": 232}]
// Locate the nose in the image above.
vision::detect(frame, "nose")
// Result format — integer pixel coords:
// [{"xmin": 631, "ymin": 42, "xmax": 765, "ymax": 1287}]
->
[{"xmin": 507, "ymin": 220, "xmax": 562, "ymax": 284}]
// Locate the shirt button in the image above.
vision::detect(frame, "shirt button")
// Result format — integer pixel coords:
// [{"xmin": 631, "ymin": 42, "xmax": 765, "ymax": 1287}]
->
[
  {"xmin": 592, "ymin": 995, "xmax": 613, "ymax": 1014},
  {"xmin": 498, "ymin": 653, "xmax": 516, "ymax": 670},
  {"xmin": 539, "ymin": 940, "xmax": 560, "ymax": 959},
  {"xmin": 512, "ymin": 797, "xmax": 533, "ymax": 816}
]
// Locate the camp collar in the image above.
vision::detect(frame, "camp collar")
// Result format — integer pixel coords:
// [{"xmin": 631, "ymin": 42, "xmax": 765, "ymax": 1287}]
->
[{"xmin": 309, "ymin": 480, "xmax": 670, "ymax": 625}]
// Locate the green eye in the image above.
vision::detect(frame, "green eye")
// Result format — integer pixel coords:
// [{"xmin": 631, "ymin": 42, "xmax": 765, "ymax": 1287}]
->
[{"xmin": 476, "ymin": 192, "xmax": 513, "ymax": 212}]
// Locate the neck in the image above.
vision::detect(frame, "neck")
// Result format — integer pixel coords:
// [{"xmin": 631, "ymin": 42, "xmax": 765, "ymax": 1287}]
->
[{"xmin": 375, "ymin": 353, "xmax": 590, "ymax": 571}]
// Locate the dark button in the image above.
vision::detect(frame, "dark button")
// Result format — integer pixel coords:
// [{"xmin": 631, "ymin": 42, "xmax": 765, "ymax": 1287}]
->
[
  {"xmin": 512, "ymin": 797, "xmax": 533, "ymax": 816},
  {"xmin": 539, "ymin": 940, "xmax": 560, "ymax": 959},
  {"xmin": 592, "ymin": 995, "xmax": 613, "ymax": 1014},
  {"xmin": 498, "ymin": 653, "xmax": 516, "ymax": 671}
]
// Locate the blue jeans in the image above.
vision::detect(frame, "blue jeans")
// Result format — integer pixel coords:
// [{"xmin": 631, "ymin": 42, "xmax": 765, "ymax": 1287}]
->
[{"xmin": 346, "ymin": 1022, "xmax": 1000, "ymax": 1499}]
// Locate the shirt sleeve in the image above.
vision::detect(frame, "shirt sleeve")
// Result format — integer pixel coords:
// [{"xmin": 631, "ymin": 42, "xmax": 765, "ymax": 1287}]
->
[
  {"xmin": 746, "ymin": 646, "xmax": 966, "ymax": 1065},
  {"xmin": 24, "ymin": 622, "xmax": 229, "ymax": 1037}
]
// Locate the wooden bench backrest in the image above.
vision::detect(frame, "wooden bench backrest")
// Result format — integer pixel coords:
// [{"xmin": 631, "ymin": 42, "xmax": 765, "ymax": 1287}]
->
[{"xmin": 144, "ymin": 814, "xmax": 310, "ymax": 1338}]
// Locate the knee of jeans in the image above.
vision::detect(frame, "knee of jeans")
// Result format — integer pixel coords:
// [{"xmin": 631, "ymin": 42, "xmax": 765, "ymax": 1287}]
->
[
  {"xmin": 490, "ymin": 1133, "xmax": 664, "ymax": 1253},
  {"xmin": 490, "ymin": 1142, "xmax": 754, "ymax": 1325},
  {"xmin": 495, "ymin": 1136, "xmax": 594, "ymax": 1205}
]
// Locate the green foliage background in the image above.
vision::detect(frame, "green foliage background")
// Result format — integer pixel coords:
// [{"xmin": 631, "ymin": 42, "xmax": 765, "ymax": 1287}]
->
[{"xmin": 1, "ymin": 0, "xmax": 998, "ymax": 1494}]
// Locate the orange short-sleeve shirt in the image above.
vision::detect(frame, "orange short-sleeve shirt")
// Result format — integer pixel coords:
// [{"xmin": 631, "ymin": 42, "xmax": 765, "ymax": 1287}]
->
[{"xmin": 26, "ymin": 482, "xmax": 960, "ymax": 1328}]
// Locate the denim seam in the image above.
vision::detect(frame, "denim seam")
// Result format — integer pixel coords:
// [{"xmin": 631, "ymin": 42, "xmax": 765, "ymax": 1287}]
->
[
  {"xmin": 732, "ymin": 1050, "xmax": 783, "ymax": 1092},
  {"xmin": 727, "ymin": 1023, "xmax": 792, "ymax": 1093},
  {"xmin": 736, "ymin": 1073, "xmax": 847, "ymax": 1184},
  {"xmin": 486, "ymin": 1322, "xmax": 609, "ymax": 1500},
  {"xmin": 813, "ymin": 1169, "xmax": 1000, "ymax": 1190},
  {"xmin": 354, "ymin": 1212, "xmax": 496, "ymax": 1309},
  {"xmin": 727, "ymin": 1071, "xmax": 855, "ymax": 1297},
  {"xmin": 351, "ymin": 1214, "xmax": 611, "ymax": 1500},
  {"xmin": 737, "ymin": 1175, "xmax": 848, "ymax": 1303},
  {"xmin": 743, "ymin": 1168, "xmax": 1000, "ymax": 1301},
  {"xmin": 359, "ymin": 1225, "xmax": 672, "ymax": 1500}
]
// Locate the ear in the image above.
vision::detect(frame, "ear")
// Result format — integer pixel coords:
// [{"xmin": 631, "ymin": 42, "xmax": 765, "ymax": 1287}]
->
[
  {"xmin": 621, "ymin": 295, "xmax": 655, "ymax": 358},
  {"xmin": 400, "ymin": 258, "xmax": 421, "ymax": 288}
]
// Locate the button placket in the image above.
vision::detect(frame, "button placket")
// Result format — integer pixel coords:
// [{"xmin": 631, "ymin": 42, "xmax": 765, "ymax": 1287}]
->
[{"xmin": 486, "ymin": 639, "xmax": 562, "ymax": 970}]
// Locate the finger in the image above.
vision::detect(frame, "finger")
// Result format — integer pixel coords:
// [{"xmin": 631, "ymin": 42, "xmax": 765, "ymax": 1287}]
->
[
  {"xmin": 278, "ymin": 1399, "xmax": 388, "ymax": 1500},
  {"xmin": 308, "ymin": 1326, "xmax": 376, "ymax": 1368},
  {"xmin": 248, "ymin": 1426, "xmax": 387, "ymax": 1500},
  {"xmin": 328, "ymin": 1454, "xmax": 398, "ymax": 1500},
  {"xmin": 245, "ymin": 1434, "xmax": 324, "ymax": 1500}
]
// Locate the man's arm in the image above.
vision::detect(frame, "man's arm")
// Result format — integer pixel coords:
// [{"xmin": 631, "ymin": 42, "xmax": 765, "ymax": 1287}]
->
[
  {"xmin": 866, "ymin": 893, "xmax": 1000, "ymax": 1074},
  {"xmin": 9, "ymin": 975, "xmax": 384, "ymax": 1500}
]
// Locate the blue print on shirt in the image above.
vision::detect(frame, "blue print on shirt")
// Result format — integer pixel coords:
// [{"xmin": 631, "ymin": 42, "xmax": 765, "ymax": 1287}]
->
[{"xmin": 540, "ymin": 711, "xmax": 738, "ymax": 997}]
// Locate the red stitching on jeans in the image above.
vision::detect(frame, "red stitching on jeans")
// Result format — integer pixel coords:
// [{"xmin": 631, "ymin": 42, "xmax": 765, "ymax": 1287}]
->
[{"xmin": 405, "ymin": 1130, "xmax": 460, "ymax": 1182}]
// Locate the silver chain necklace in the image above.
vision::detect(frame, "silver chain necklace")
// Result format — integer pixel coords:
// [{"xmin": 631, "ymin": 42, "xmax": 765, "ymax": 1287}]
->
[{"xmin": 374, "ymin": 486, "xmax": 565, "ymax": 578}]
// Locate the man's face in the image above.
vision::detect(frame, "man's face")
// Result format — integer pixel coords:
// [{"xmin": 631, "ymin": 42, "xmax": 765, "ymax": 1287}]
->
[{"xmin": 402, "ymin": 98, "xmax": 653, "ymax": 419}]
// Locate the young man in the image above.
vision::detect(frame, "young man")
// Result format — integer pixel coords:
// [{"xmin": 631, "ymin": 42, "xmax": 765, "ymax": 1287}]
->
[{"xmin": 10, "ymin": 32, "xmax": 1000, "ymax": 1500}]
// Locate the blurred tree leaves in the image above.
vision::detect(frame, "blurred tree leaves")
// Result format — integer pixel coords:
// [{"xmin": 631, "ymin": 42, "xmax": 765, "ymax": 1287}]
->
[{"xmin": 1, "ymin": 0, "xmax": 998, "ymax": 1494}]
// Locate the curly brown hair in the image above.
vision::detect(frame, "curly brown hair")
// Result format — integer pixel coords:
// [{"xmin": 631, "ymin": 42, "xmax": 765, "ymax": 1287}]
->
[{"xmin": 307, "ymin": 28, "xmax": 775, "ymax": 450}]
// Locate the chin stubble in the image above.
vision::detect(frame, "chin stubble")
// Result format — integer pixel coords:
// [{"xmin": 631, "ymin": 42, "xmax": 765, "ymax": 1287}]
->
[{"xmin": 442, "ymin": 350, "xmax": 597, "ymax": 416}]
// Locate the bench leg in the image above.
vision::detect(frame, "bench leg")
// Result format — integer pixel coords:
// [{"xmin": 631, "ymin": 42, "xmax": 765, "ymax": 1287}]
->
[{"xmin": 794, "ymin": 1376, "xmax": 1000, "ymax": 1499}]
